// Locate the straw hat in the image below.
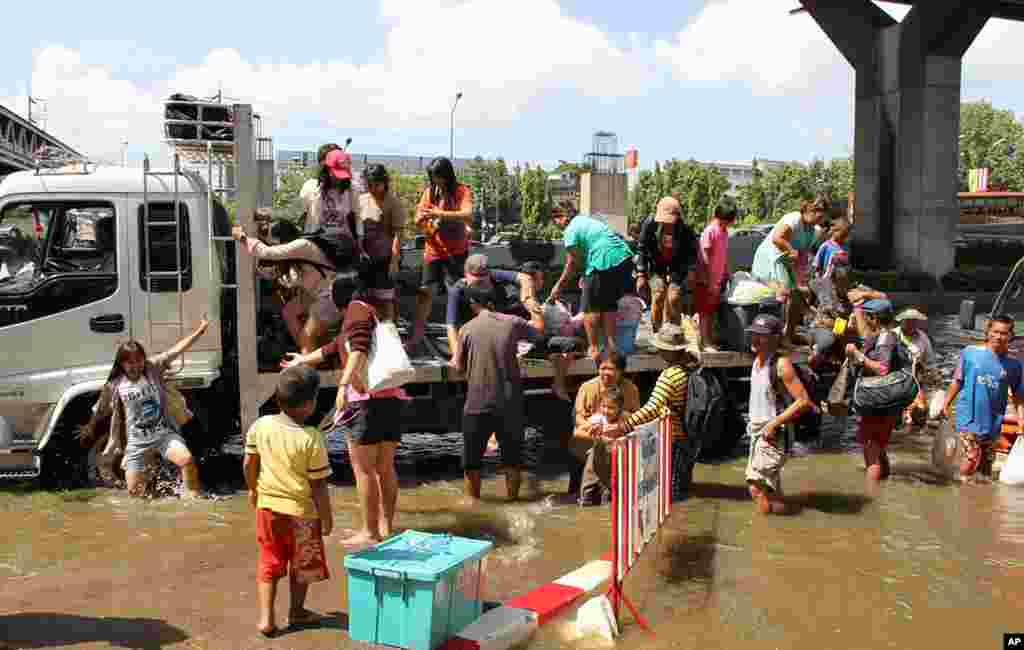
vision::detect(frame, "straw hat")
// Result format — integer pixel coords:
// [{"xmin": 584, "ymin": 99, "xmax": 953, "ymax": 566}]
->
[
  {"xmin": 652, "ymin": 324, "xmax": 689, "ymax": 351},
  {"xmin": 895, "ymin": 308, "xmax": 928, "ymax": 322}
]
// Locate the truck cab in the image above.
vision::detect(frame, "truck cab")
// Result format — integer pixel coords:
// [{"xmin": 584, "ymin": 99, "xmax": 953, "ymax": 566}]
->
[{"xmin": 0, "ymin": 163, "xmax": 229, "ymax": 480}]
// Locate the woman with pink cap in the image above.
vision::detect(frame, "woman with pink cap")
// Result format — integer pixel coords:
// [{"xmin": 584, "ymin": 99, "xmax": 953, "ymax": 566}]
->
[
  {"xmin": 232, "ymin": 144, "xmax": 361, "ymax": 354},
  {"xmin": 300, "ymin": 145, "xmax": 362, "ymax": 241}
]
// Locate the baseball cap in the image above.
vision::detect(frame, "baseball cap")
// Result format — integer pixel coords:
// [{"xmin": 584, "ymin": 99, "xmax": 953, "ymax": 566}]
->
[
  {"xmin": 861, "ymin": 298, "xmax": 893, "ymax": 314},
  {"xmin": 465, "ymin": 254, "xmax": 489, "ymax": 277},
  {"xmin": 654, "ymin": 196, "xmax": 682, "ymax": 224},
  {"xmin": 325, "ymin": 149, "xmax": 353, "ymax": 180},
  {"xmin": 746, "ymin": 313, "xmax": 784, "ymax": 336},
  {"xmin": 463, "ymin": 253, "xmax": 493, "ymax": 291}
]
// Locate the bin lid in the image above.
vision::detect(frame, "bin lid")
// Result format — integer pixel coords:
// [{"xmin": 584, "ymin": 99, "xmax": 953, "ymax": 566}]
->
[{"xmin": 344, "ymin": 530, "xmax": 493, "ymax": 582}]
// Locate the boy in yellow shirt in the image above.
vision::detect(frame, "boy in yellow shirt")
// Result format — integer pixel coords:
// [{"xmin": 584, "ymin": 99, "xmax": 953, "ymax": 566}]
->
[{"xmin": 244, "ymin": 366, "xmax": 334, "ymax": 637}]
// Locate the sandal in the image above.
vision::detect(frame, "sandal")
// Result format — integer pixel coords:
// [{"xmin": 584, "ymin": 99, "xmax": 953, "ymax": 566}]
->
[{"xmin": 287, "ymin": 609, "xmax": 322, "ymax": 629}]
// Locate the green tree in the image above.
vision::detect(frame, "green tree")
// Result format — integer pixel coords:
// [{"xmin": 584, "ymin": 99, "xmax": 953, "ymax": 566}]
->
[
  {"xmin": 959, "ymin": 101, "xmax": 1024, "ymax": 191},
  {"xmin": 518, "ymin": 164, "xmax": 553, "ymax": 238},
  {"xmin": 760, "ymin": 162, "xmax": 814, "ymax": 220},
  {"xmin": 625, "ymin": 159, "xmax": 729, "ymax": 229},
  {"xmin": 461, "ymin": 157, "xmax": 518, "ymax": 240},
  {"xmin": 736, "ymin": 158, "xmax": 767, "ymax": 223},
  {"xmin": 391, "ymin": 170, "xmax": 426, "ymax": 240},
  {"xmin": 272, "ymin": 168, "xmax": 317, "ymax": 225}
]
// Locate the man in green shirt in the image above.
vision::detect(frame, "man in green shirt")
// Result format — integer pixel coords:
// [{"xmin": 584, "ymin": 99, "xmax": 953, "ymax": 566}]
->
[{"xmin": 549, "ymin": 203, "xmax": 634, "ymax": 363}]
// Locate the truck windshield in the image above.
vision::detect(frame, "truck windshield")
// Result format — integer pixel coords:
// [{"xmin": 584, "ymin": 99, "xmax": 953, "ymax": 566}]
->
[{"xmin": 0, "ymin": 202, "xmax": 115, "ymax": 283}]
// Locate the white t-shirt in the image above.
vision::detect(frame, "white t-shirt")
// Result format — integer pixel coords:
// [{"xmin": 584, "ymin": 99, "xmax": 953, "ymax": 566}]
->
[
  {"xmin": 300, "ymin": 179, "xmax": 360, "ymax": 236},
  {"xmin": 117, "ymin": 376, "xmax": 174, "ymax": 443},
  {"xmin": 588, "ymin": 413, "xmax": 622, "ymax": 427},
  {"xmin": 748, "ymin": 358, "xmax": 779, "ymax": 428}
]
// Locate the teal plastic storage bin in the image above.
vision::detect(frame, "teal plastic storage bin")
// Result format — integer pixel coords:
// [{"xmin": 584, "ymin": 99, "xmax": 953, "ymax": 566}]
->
[{"xmin": 344, "ymin": 531, "xmax": 493, "ymax": 650}]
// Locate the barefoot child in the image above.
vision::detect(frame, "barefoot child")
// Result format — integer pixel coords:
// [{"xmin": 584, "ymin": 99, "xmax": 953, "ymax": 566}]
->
[
  {"xmin": 695, "ymin": 196, "xmax": 737, "ymax": 350},
  {"xmin": 244, "ymin": 366, "xmax": 334, "ymax": 637},
  {"xmin": 812, "ymin": 217, "xmax": 851, "ymax": 280},
  {"xmin": 80, "ymin": 318, "xmax": 210, "ymax": 497}
]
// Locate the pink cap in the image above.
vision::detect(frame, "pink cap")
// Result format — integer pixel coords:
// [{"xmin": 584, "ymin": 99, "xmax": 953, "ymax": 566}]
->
[{"xmin": 325, "ymin": 149, "xmax": 352, "ymax": 180}]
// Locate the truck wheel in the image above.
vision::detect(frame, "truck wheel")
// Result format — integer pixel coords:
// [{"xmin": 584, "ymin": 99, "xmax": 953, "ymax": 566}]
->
[{"xmin": 39, "ymin": 399, "xmax": 94, "ymax": 490}]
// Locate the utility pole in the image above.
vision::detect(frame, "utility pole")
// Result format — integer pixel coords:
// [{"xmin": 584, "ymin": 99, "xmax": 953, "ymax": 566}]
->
[{"xmin": 449, "ymin": 92, "xmax": 463, "ymax": 160}]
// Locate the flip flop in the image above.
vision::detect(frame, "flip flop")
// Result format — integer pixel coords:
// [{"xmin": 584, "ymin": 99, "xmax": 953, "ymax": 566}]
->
[{"xmin": 258, "ymin": 625, "xmax": 278, "ymax": 638}]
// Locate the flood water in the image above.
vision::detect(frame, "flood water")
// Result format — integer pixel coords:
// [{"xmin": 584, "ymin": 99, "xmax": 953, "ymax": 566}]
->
[{"xmin": 2, "ymin": 315, "xmax": 1023, "ymax": 649}]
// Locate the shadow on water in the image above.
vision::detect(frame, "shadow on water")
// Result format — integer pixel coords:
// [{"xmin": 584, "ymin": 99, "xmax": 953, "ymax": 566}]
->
[
  {"xmin": 0, "ymin": 613, "xmax": 188, "ymax": 648},
  {"xmin": 690, "ymin": 481, "xmax": 751, "ymax": 502},
  {"xmin": 888, "ymin": 462, "xmax": 958, "ymax": 487},
  {"xmin": 657, "ymin": 533, "xmax": 718, "ymax": 585},
  {"xmin": 789, "ymin": 491, "xmax": 873, "ymax": 515}
]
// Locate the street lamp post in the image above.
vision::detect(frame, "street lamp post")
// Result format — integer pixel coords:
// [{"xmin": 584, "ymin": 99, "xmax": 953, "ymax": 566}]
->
[{"xmin": 450, "ymin": 92, "xmax": 463, "ymax": 160}]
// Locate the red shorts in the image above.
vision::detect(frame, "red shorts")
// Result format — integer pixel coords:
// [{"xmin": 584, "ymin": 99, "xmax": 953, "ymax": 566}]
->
[
  {"xmin": 256, "ymin": 508, "xmax": 329, "ymax": 584},
  {"xmin": 694, "ymin": 284, "xmax": 721, "ymax": 316},
  {"xmin": 857, "ymin": 415, "xmax": 900, "ymax": 448}
]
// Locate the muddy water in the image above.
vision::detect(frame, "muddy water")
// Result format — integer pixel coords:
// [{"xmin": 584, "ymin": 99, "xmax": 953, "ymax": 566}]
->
[{"xmin": 2, "ymin": 315, "xmax": 1024, "ymax": 649}]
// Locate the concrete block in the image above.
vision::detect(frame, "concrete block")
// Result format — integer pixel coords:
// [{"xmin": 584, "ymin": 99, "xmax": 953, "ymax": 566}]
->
[
  {"xmin": 553, "ymin": 560, "xmax": 613, "ymax": 593},
  {"xmin": 445, "ymin": 607, "xmax": 539, "ymax": 650},
  {"xmin": 506, "ymin": 582, "xmax": 586, "ymax": 624}
]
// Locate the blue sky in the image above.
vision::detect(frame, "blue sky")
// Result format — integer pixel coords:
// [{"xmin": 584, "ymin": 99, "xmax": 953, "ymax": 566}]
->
[{"xmin": 1, "ymin": 1, "xmax": 1021, "ymax": 169}]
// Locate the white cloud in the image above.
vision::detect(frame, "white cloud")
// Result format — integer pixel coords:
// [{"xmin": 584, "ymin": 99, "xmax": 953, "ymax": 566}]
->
[
  {"xmin": 5, "ymin": 0, "xmax": 652, "ymax": 162},
  {"xmin": 964, "ymin": 18, "xmax": 1024, "ymax": 82},
  {"xmin": 10, "ymin": 0, "xmax": 1021, "ymax": 164},
  {"xmin": 653, "ymin": 0, "xmax": 1023, "ymax": 96},
  {"xmin": 654, "ymin": 0, "xmax": 852, "ymax": 96}
]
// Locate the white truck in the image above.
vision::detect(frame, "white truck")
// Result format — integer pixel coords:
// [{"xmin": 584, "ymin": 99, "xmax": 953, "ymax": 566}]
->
[{"xmin": 0, "ymin": 102, "xmax": 760, "ymax": 486}]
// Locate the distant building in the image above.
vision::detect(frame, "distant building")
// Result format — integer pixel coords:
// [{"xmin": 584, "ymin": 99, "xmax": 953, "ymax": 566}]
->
[
  {"xmin": 275, "ymin": 149, "xmax": 473, "ymax": 182},
  {"xmin": 547, "ymin": 172, "xmax": 579, "ymax": 209},
  {"xmin": 703, "ymin": 159, "xmax": 789, "ymax": 195}
]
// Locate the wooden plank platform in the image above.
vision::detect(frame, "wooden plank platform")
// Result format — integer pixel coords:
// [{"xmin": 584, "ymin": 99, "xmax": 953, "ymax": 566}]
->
[{"xmin": 254, "ymin": 315, "xmax": 809, "ymax": 403}]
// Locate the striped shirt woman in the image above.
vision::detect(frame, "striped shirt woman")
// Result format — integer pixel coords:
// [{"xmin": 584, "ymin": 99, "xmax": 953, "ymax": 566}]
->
[{"xmin": 618, "ymin": 325, "xmax": 696, "ymax": 501}]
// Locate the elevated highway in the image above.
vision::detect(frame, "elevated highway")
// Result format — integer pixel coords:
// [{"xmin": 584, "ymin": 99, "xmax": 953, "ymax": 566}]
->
[{"xmin": 0, "ymin": 105, "xmax": 81, "ymax": 175}]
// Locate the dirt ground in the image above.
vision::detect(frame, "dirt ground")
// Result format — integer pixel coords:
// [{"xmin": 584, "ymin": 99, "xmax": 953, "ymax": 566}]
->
[{"xmin": 0, "ymin": 478, "xmax": 614, "ymax": 650}]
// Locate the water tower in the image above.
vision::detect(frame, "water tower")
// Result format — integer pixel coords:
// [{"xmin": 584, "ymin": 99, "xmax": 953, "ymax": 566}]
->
[
  {"xmin": 584, "ymin": 131, "xmax": 624, "ymax": 175},
  {"xmin": 580, "ymin": 131, "xmax": 627, "ymax": 234}
]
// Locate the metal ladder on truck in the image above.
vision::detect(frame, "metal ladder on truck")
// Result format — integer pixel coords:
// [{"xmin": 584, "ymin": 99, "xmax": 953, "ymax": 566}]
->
[
  {"xmin": 162, "ymin": 103, "xmax": 263, "ymax": 441},
  {"xmin": 141, "ymin": 153, "xmax": 188, "ymax": 373}
]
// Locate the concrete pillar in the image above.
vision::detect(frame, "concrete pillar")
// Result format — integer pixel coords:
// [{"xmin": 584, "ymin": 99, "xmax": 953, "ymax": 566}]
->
[
  {"xmin": 893, "ymin": 55, "xmax": 962, "ymax": 279},
  {"xmin": 803, "ymin": 0, "xmax": 996, "ymax": 279}
]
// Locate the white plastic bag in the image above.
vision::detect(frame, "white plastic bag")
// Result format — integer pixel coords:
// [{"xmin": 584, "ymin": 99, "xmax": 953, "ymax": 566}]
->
[
  {"xmin": 347, "ymin": 303, "xmax": 415, "ymax": 392},
  {"xmin": 728, "ymin": 277, "xmax": 775, "ymax": 305},
  {"xmin": 1000, "ymin": 436, "xmax": 1024, "ymax": 486},
  {"xmin": 575, "ymin": 595, "xmax": 619, "ymax": 642},
  {"xmin": 928, "ymin": 391, "xmax": 946, "ymax": 421},
  {"xmin": 366, "ymin": 320, "xmax": 415, "ymax": 391},
  {"xmin": 931, "ymin": 419, "xmax": 963, "ymax": 481}
]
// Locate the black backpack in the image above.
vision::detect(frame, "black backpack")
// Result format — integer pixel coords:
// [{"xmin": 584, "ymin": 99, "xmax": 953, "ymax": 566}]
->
[
  {"xmin": 303, "ymin": 225, "xmax": 359, "ymax": 272},
  {"xmin": 768, "ymin": 356, "xmax": 822, "ymax": 447},
  {"xmin": 685, "ymin": 367, "xmax": 729, "ymax": 451}
]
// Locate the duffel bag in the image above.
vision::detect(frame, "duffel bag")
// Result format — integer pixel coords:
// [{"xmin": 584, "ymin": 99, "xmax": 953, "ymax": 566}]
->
[{"xmin": 852, "ymin": 369, "xmax": 919, "ymax": 414}]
